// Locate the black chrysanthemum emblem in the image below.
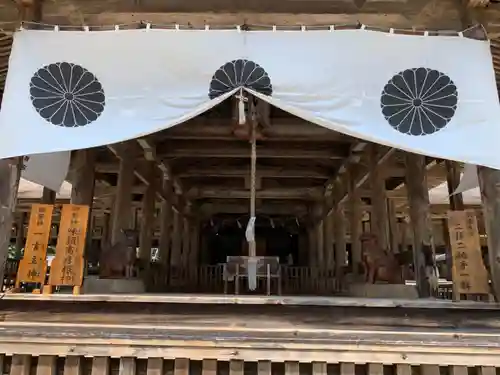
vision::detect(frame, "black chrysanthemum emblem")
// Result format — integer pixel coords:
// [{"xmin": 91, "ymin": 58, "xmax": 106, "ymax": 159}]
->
[
  {"xmin": 30, "ymin": 62, "xmax": 105, "ymax": 128},
  {"xmin": 209, "ymin": 59, "xmax": 272, "ymax": 99},
  {"xmin": 381, "ymin": 68, "xmax": 458, "ymax": 136}
]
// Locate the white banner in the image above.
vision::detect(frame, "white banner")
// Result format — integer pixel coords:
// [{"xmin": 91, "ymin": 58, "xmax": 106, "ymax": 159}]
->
[
  {"xmin": 1, "ymin": 29, "xmax": 500, "ymax": 169},
  {"xmin": 21, "ymin": 151, "xmax": 70, "ymax": 192}
]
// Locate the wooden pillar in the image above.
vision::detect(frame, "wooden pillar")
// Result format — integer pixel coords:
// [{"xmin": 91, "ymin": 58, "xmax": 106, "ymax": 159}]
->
[
  {"xmin": 71, "ymin": 150, "xmax": 96, "ymax": 205},
  {"xmin": 110, "ymin": 150, "xmax": 135, "ymax": 245},
  {"xmin": 0, "ymin": 158, "xmax": 22, "ymax": 284},
  {"xmin": 348, "ymin": 171, "xmax": 362, "ymax": 275},
  {"xmin": 170, "ymin": 207, "xmax": 182, "ymax": 268},
  {"xmin": 139, "ymin": 165, "xmax": 156, "ymax": 263},
  {"xmin": 316, "ymin": 220, "xmax": 324, "ymax": 266},
  {"xmin": 70, "ymin": 149, "xmax": 96, "ymax": 259},
  {"xmin": 387, "ymin": 199, "xmax": 400, "ymax": 253},
  {"xmin": 308, "ymin": 226, "xmax": 317, "ymax": 267},
  {"xmin": 333, "ymin": 205, "xmax": 346, "ymax": 286},
  {"xmin": 444, "ymin": 161, "xmax": 465, "ymax": 282},
  {"xmin": 181, "ymin": 209, "xmax": 190, "ymax": 268},
  {"xmin": 477, "ymin": 166, "xmax": 500, "ymax": 301},
  {"xmin": 405, "ymin": 153, "xmax": 438, "ymax": 298},
  {"xmin": 189, "ymin": 220, "xmax": 200, "ymax": 265},
  {"xmin": 298, "ymin": 231, "xmax": 307, "ymax": 266},
  {"xmin": 369, "ymin": 145, "xmax": 390, "ymax": 251},
  {"xmin": 324, "ymin": 195, "xmax": 334, "ymax": 270},
  {"xmin": 445, "ymin": 161, "xmax": 465, "ymax": 211},
  {"xmin": 15, "ymin": 212, "xmax": 26, "ymax": 253},
  {"xmin": 158, "ymin": 178, "xmax": 173, "ymax": 267},
  {"xmin": 41, "ymin": 188, "xmax": 56, "ymax": 204},
  {"xmin": 101, "ymin": 212, "xmax": 111, "ymax": 247},
  {"xmin": 313, "ymin": 204, "xmax": 324, "ymax": 266}
]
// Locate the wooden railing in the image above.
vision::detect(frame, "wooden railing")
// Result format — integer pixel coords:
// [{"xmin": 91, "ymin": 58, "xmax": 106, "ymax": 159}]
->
[
  {"xmin": 144, "ymin": 265, "xmax": 337, "ymax": 295},
  {"xmin": 0, "ymin": 259, "xmax": 457, "ymax": 298}
]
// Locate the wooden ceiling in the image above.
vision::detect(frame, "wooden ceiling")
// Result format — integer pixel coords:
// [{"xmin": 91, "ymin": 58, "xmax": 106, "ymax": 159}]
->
[{"xmin": 0, "ymin": 0, "xmax": 499, "ymax": 222}]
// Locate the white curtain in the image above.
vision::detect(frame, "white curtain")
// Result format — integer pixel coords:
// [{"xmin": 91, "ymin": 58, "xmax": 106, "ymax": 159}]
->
[
  {"xmin": 21, "ymin": 151, "xmax": 70, "ymax": 191},
  {"xmin": 1, "ymin": 29, "xmax": 499, "ymax": 170}
]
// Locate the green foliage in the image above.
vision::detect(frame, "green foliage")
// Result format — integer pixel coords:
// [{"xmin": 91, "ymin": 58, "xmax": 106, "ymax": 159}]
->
[{"xmin": 8, "ymin": 245, "xmax": 56, "ymax": 259}]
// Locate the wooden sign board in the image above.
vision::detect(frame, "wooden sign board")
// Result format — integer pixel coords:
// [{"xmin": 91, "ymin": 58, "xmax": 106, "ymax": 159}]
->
[
  {"xmin": 447, "ymin": 210, "xmax": 489, "ymax": 295},
  {"xmin": 16, "ymin": 204, "xmax": 54, "ymax": 286},
  {"xmin": 48, "ymin": 204, "xmax": 89, "ymax": 288}
]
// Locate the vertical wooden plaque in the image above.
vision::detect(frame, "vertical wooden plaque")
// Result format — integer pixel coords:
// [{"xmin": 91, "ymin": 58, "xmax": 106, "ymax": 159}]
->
[
  {"xmin": 16, "ymin": 204, "xmax": 54, "ymax": 286},
  {"xmin": 48, "ymin": 204, "xmax": 89, "ymax": 287},
  {"xmin": 447, "ymin": 210, "xmax": 489, "ymax": 295}
]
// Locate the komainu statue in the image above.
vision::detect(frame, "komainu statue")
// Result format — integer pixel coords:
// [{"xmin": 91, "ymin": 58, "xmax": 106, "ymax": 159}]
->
[
  {"xmin": 360, "ymin": 233, "xmax": 403, "ymax": 284},
  {"xmin": 99, "ymin": 229, "xmax": 137, "ymax": 279}
]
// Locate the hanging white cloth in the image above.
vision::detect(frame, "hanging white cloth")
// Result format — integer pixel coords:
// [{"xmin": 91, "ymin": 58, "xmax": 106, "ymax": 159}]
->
[
  {"xmin": 451, "ymin": 164, "xmax": 479, "ymax": 196},
  {"xmin": 245, "ymin": 216, "xmax": 256, "ymax": 244},
  {"xmin": 0, "ymin": 29, "xmax": 499, "ymax": 170},
  {"xmin": 21, "ymin": 151, "xmax": 70, "ymax": 192}
]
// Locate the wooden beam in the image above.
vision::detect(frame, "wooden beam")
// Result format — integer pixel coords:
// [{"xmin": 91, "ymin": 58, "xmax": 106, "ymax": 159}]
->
[
  {"xmin": 324, "ymin": 145, "xmax": 395, "ymax": 219},
  {"xmin": 107, "ymin": 142, "xmax": 182, "ymax": 213},
  {"xmin": 176, "ymin": 166, "xmax": 330, "ymax": 179},
  {"xmin": 198, "ymin": 202, "xmax": 308, "ymax": 216},
  {"xmin": 157, "ymin": 118, "xmax": 349, "ymax": 142},
  {"xmin": 158, "ymin": 145, "xmax": 348, "ymax": 160},
  {"xmin": 187, "ymin": 187, "xmax": 323, "ymax": 200}
]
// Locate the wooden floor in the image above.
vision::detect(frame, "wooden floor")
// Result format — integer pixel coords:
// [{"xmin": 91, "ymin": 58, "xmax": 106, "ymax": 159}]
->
[
  {"xmin": 1, "ymin": 298, "xmax": 500, "ymax": 366},
  {"xmin": 2, "ymin": 293, "xmax": 499, "ymax": 309},
  {"xmin": 0, "ymin": 300, "xmax": 499, "ymax": 365}
]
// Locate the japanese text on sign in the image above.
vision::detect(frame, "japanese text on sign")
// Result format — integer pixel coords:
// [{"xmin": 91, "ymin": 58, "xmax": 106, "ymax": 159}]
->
[
  {"xmin": 16, "ymin": 204, "xmax": 54, "ymax": 285},
  {"xmin": 447, "ymin": 210, "xmax": 489, "ymax": 295},
  {"xmin": 48, "ymin": 204, "xmax": 89, "ymax": 287}
]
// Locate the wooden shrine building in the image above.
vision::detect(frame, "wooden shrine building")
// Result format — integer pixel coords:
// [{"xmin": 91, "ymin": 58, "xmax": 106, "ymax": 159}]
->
[{"xmin": 0, "ymin": 0, "xmax": 500, "ymax": 301}]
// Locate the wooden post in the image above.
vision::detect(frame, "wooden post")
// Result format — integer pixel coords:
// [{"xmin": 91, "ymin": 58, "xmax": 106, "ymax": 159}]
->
[
  {"xmin": 316, "ymin": 220, "xmax": 324, "ymax": 266},
  {"xmin": 189, "ymin": 219, "xmax": 200, "ymax": 265},
  {"xmin": 70, "ymin": 149, "xmax": 96, "ymax": 263},
  {"xmin": 171, "ymin": 208, "xmax": 182, "ymax": 268},
  {"xmin": 181, "ymin": 208, "xmax": 190, "ymax": 268},
  {"xmin": 110, "ymin": 149, "xmax": 134, "ymax": 245},
  {"xmin": 71, "ymin": 150, "xmax": 96, "ymax": 205},
  {"xmin": 387, "ymin": 199, "xmax": 400, "ymax": 253},
  {"xmin": 308, "ymin": 226, "xmax": 317, "ymax": 267},
  {"xmin": 348, "ymin": 171, "xmax": 362, "ymax": 275},
  {"xmin": 41, "ymin": 188, "xmax": 56, "ymax": 204},
  {"xmin": 445, "ymin": 161, "xmax": 465, "ymax": 211},
  {"xmin": 314, "ymin": 204, "xmax": 324, "ymax": 266},
  {"xmin": 369, "ymin": 145, "xmax": 390, "ymax": 251},
  {"xmin": 444, "ymin": 161, "xmax": 465, "ymax": 290},
  {"xmin": 477, "ymin": 166, "xmax": 500, "ymax": 301},
  {"xmin": 158, "ymin": 178, "xmax": 173, "ymax": 266},
  {"xmin": 15, "ymin": 212, "xmax": 26, "ymax": 254},
  {"xmin": 333, "ymin": 187, "xmax": 346, "ymax": 288},
  {"xmin": 405, "ymin": 153, "xmax": 438, "ymax": 298},
  {"xmin": 139, "ymin": 164, "xmax": 156, "ymax": 264},
  {"xmin": 323, "ymin": 195, "xmax": 334, "ymax": 270},
  {"xmin": 0, "ymin": 159, "xmax": 22, "ymax": 285}
]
